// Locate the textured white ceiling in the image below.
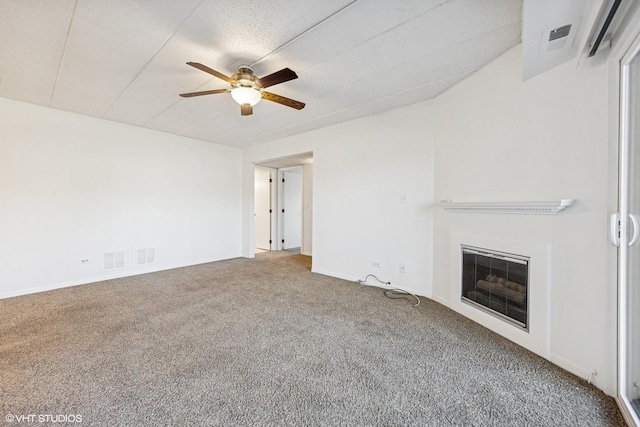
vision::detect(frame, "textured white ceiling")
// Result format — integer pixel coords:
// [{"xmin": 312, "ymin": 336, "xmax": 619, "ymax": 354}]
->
[{"xmin": 0, "ymin": 0, "xmax": 523, "ymax": 148}]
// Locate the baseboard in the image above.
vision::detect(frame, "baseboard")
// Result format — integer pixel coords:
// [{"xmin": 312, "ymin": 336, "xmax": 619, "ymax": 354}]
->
[
  {"xmin": 1, "ymin": 280, "xmax": 92, "ymax": 300},
  {"xmin": 0, "ymin": 255, "xmax": 241, "ymax": 300},
  {"xmin": 311, "ymin": 268, "xmax": 429, "ymax": 299},
  {"xmin": 431, "ymin": 294, "xmax": 451, "ymax": 307},
  {"xmin": 358, "ymin": 280, "xmax": 426, "ymax": 298},
  {"xmin": 311, "ymin": 268, "xmax": 361, "ymax": 283},
  {"xmin": 549, "ymin": 352, "xmax": 592, "ymax": 385}
]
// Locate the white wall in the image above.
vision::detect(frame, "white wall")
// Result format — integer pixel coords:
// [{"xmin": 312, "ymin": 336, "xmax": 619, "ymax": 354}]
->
[
  {"xmin": 0, "ymin": 98, "xmax": 242, "ymax": 298},
  {"xmin": 432, "ymin": 45, "xmax": 615, "ymax": 394},
  {"xmin": 302, "ymin": 163, "xmax": 313, "ymax": 256},
  {"xmin": 242, "ymin": 103, "xmax": 435, "ymax": 297}
]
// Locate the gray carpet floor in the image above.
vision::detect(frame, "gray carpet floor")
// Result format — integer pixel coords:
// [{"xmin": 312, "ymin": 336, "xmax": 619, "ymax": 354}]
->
[{"xmin": 0, "ymin": 251, "xmax": 626, "ymax": 426}]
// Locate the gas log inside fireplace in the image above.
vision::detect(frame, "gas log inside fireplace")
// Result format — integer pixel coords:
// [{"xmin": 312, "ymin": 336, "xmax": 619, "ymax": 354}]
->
[{"xmin": 461, "ymin": 246, "xmax": 529, "ymax": 330}]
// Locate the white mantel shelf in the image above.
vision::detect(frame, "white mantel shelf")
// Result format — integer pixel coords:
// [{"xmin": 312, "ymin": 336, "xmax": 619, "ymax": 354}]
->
[{"xmin": 436, "ymin": 199, "xmax": 576, "ymax": 215}]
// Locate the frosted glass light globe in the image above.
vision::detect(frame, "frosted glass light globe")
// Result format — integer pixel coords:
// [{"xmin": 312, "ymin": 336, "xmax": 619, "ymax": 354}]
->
[{"xmin": 231, "ymin": 87, "xmax": 262, "ymax": 106}]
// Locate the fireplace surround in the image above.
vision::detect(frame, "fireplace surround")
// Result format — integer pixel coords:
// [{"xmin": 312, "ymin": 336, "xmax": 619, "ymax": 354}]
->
[{"xmin": 461, "ymin": 245, "xmax": 529, "ymax": 330}]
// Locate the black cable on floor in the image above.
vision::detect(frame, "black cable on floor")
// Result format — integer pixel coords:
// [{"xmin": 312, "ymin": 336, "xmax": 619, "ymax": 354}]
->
[{"xmin": 356, "ymin": 274, "xmax": 420, "ymax": 307}]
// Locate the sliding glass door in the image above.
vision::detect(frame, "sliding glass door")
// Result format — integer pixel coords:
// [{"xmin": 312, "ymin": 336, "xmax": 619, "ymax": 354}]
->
[{"xmin": 618, "ymin": 36, "xmax": 640, "ymax": 425}]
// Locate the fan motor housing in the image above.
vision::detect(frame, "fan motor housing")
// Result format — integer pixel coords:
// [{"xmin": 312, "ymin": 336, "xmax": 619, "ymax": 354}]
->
[{"xmin": 233, "ymin": 66, "xmax": 259, "ymax": 88}]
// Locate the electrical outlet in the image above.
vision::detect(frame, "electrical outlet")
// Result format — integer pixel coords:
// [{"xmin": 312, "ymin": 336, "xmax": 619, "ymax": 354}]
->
[
  {"xmin": 372, "ymin": 261, "xmax": 381, "ymax": 268},
  {"xmin": 399, "ymin": 263, "xmax": 406, "ymax": 274}
]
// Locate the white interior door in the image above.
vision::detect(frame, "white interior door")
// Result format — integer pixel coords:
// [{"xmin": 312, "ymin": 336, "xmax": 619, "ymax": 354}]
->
[
  {"xmin": 282, "ymin": 170, "xmax": 302, "ymax": 250},
  {"xmin": 618, "ymin": 36, "xmax": 640, "ymax": 425},
  {"xmin": 254, "ymin": 170, "xmax": 271, "ymax": 251}
]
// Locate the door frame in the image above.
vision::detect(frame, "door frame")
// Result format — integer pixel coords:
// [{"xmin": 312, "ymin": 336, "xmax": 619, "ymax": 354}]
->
[
  {"xmin": 254, "ymin": 166, "xmax": 277, "ymax": 251},
  {"xmin": 613, "ymin": 14, "xmax": 640, "ymax": 425},
  {"xmin": 250, "ymin": 153, "xmax": 314, "ymax": 258},
  {"xmin": 278, "ymin": 166, "xmax": 304, "ymax": 251}
]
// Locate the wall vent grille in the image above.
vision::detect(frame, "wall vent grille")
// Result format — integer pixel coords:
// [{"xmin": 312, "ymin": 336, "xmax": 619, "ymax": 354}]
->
[
  {"xmin": 137, "ymin": 248, "xmax": 155, "ymax": 265},
  {"xmin": 104, "ymin": 251, "xmax": 125, "ymax": 270}
]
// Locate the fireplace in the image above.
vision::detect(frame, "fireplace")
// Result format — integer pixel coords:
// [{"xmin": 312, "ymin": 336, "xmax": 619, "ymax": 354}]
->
[{"xmin": 461, "ymin": 245, "xmax": 529, "ymax": 330}]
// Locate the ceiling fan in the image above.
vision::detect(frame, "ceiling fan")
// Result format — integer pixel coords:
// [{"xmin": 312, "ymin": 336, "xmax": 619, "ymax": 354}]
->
[{"xmin": 179, "ymin": 62, "xmax": 306, "ymax": 116}]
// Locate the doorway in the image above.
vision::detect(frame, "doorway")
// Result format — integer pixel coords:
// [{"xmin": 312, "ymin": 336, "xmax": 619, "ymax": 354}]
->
[
  {"xmin": 617, "ymin": 33, "xmax": 640, "ymax": 425},
  {"xmin": 254, "ymin": 152, "xmax": 313, "ymax": 256}
]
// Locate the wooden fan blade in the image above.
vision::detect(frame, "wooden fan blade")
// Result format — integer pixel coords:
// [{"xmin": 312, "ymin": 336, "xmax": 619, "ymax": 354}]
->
[
  {"xmin": 186, "ymin": 62, "xmax": 235, "ymax": 83},
  {"xmin": 257, "ymin": 68, "xmax": 298, "ymax": 88},
  {"xmin": 261, "ymin": 91, "xmax": 305, "ymax": 110},
  {"xmin": 179, "ymin": 88, "xmax": 230, "ymax": 98},
  {"xmin": 241, "ymin": 104, "xmax": 253, "ymax": 116}
]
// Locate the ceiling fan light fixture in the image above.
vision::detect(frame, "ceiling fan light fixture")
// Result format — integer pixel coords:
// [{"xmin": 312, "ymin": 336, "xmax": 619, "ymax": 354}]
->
[
  {"xmin": 180, "ymin": 62, "xmax": 304, "ymax": 115},
  {"xmin": 231, "ymin": 86, "xmax": 262, "ymax": 106}
]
